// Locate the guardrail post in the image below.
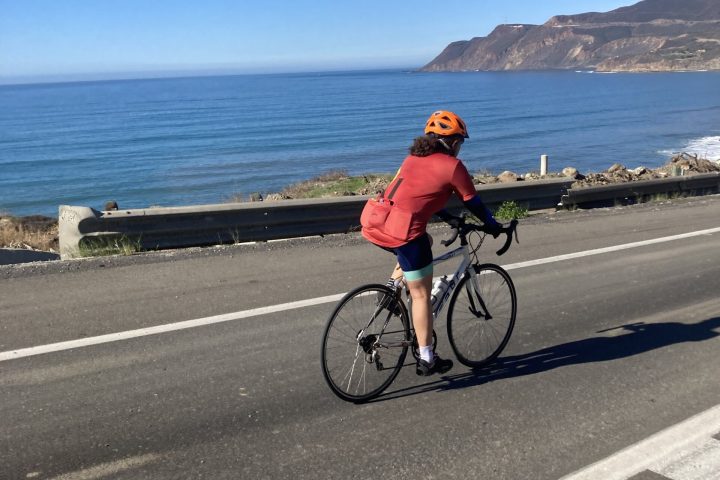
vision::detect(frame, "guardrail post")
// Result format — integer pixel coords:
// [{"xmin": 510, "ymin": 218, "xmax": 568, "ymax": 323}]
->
[{"xmin": 59, "ymin": 205, "xmax": 101, "ymax": 259}]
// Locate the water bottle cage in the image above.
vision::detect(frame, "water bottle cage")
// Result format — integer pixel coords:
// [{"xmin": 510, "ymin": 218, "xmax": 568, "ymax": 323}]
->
[{"xmin": 430, "ymin": 275, "xmax": 455, "ymax": 309}]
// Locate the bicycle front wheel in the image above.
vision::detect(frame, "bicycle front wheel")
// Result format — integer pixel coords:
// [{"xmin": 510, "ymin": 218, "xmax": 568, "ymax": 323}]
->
[
  {"xmin": 321, "ymin": 284, "xmax": 410, "ymax": 403},
  {"xmin": 447, "ymin": 264, "xmax": 516, "ymax": 368}
]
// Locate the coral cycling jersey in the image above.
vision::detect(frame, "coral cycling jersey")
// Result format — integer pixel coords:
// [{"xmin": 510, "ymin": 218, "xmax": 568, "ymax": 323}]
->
[{"xmin": 361, "ymin": 153, "xmax": 477, "ymax": 248}]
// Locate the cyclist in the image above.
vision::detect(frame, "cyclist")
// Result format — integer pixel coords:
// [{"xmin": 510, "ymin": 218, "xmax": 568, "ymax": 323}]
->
[{"xmin": 360, "ymin": 110, "xmax": 502, "ymax": 376}]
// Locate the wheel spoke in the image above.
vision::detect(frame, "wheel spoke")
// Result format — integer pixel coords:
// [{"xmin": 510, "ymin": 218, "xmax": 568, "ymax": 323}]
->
[
  {"xmin": 321, "ymin": 285, "xmax": 410, "ymax": 402},
  {"xmin": 447, "ymin": 265, "xmax": 516, "ymax": 368},
  {"xmin": 341, "ymin": 344, "xmax": 362, "ymax": 390}
]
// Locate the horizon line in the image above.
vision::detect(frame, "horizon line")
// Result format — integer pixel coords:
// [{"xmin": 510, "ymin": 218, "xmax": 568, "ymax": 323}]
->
[{"xmin": 0, "ymin": 64, "xmax": 427, "ymax": 87}]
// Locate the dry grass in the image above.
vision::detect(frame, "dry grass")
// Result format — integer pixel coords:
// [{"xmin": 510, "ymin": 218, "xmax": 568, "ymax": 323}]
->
[
  {"xmin": 310, "ymin": 170, "xmax": 351, "ymax": 183},
  {"xmin": 226, "ymin": 170, "xmax": 393, "ymax": 202},
  {"xmin": 279, "ymin": 170, "xmax": 354, "ymax": 198},
  {"xmin": 0, "ymin": 214, "xmax": 58, "ymax": 252}
]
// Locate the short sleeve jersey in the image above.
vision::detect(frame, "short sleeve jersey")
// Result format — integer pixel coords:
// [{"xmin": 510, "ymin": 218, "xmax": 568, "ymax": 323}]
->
[{"xmin": 362, "ymin": 152, "xmax": 477, "ymax": 248}]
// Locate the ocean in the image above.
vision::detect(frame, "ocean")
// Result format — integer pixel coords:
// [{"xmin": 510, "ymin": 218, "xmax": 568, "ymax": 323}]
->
[{"xmin": 1, "ymin": 70, "xmax": 719, "ymax": 217}]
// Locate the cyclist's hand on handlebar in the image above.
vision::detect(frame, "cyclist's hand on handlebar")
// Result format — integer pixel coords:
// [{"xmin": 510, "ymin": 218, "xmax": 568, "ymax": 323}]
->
[
  {"xmin": 484, "ymin": 220, "xmax": 503, "ymax": 238},
  {"xmin": 440, "ymin": 214, "xmax": 464, "ymax": 247},
  {"xmin": 495, "ymin": 219, "xmax": 519, "ymax": 256},
  {"xmin": 445, "ymin": 215, "xmax": 463, "ymax": 229}
]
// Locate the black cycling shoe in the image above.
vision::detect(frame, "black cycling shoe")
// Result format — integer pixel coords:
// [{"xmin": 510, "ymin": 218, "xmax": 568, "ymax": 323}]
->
[{"xmin": 416, "ymin": 356, "xmax": 453, "ymax": 376}]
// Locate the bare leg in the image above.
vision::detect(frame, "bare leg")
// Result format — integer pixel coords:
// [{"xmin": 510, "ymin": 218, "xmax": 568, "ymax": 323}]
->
[
  {"xmin": 390, "ymin": 234, "xmax": 434, "ymax": 345},
  {"xmin": 389, "ymin": 263, "xmax": 403, "ymax": 282},
  {"xmin": 406, "ymin": 274, "xmax": 433, "ymax": 347}
]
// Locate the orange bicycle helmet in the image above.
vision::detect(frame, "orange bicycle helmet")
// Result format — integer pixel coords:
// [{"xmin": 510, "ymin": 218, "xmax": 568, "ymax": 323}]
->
[{"xmin": 424, "ymin": 110, "xmax": 469, "ymax": 138}]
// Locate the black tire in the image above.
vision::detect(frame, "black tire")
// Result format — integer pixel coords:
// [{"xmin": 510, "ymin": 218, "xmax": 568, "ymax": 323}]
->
[
  {"xmin": 447, "ymin": 264, "xmax": 516, "ymax": 368},
  {"xmin": 321, "ymin": 284, "xmax": 410, "ymax": 403}
]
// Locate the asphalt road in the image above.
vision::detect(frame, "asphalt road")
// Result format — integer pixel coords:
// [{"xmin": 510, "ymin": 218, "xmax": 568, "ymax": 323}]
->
[{"xmin": 1, "ymin": 196, "xmax": 719, "ymax": 480}]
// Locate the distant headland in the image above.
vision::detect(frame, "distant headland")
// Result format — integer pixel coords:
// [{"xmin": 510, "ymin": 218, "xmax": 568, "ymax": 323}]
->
[{"xmin": 421, "ymin": 0, "xmax": 720, "ymax": 72}]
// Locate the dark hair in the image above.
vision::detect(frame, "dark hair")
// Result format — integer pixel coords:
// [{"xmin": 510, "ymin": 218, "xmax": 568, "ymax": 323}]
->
[
  {"xmin": 409, "ymin": 134, "xmax": 462, "ymax": 157},
  {"xmin": 409, "ymin": 135, "xmax": 438, "ymax": 157}
]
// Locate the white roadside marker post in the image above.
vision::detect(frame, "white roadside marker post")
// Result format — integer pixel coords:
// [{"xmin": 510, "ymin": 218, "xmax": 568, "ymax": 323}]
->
[{"xmin": 541, "ymin": 154, "xmax": 549, "ymax": 176}]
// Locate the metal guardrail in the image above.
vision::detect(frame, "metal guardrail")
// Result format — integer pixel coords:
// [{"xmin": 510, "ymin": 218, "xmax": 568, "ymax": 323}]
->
[
  {"xmin": 58, "ymin": 178, "xmax": 573, "ymax": 259},
  {"xmin": 58, "ymin": 174, "xmax": 719, "ymax": 259},
  {"xmin": 59, "ymin": 197, "xmax": 365, "ymax": 259},
  {"xmin": 560, "ymin": 173, "xmax": 720, "ymax": 208}
]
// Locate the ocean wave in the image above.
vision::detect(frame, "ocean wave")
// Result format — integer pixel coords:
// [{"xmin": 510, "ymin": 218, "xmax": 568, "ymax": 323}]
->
[
  {"xmin": 684, "ymin": 136, "xmax": 720, "ymax": 161},
  {"xmin": 660, "ymin": 136, "xmax": 720, "ymax": 161}
]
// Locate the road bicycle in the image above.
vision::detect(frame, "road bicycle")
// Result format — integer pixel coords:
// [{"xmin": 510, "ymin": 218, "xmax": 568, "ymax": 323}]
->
[{"xmin": 321, "ymin": 216, "xmax": 519, "ymax": 403}]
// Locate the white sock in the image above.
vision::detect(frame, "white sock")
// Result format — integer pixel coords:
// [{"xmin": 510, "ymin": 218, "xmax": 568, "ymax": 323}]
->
[{"xmin": 419, "ymin": 346, "xmax": 434, "ymax": 363}]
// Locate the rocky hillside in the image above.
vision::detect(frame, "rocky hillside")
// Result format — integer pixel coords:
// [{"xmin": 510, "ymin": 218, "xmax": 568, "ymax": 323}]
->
[{"xmin": 421, "ymin": 0, "xmax": 720, "ymax": 72}]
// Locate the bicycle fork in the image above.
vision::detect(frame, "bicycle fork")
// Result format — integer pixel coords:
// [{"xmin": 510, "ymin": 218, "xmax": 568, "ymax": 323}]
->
[{"xmin": 465, "ymin": 270, "xmax": 492, "ymax": 320}]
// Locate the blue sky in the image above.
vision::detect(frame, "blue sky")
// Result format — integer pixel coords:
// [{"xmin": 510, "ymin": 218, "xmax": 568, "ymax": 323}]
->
[{"xmin": 1, "ymin": 0, "xmax": 633, "ymax": 82}]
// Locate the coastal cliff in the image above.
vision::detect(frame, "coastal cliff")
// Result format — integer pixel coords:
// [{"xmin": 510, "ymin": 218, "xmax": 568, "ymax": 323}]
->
[{"xmin": 421, "ymin": 0, "xmax": 720, "ymax": 72}]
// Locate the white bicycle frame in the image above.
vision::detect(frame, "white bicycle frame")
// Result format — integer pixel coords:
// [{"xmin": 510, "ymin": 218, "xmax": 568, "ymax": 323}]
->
[
  {"xmin": 361, "ymin": 240, "xmax": 484, "ymax": 354},
  {"xmin": 403, "ymin": 241, "xmax": 478, "ymax": 321}
]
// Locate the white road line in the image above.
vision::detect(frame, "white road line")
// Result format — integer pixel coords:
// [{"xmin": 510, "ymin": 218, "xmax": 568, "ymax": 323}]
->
[
  {"xmin": 0, "ymin": 293, "xmax": 344, "ymax": 362},
  {"xmin": 559, "ymin": 404, "xmax": 720, "ymax": 480},
  {"xmin": 656, "ymin": 438, "xmax": 720, "ymax": 480},
  {"xmin": 47, "ymin": 453, "xmax": 161, "ymax": 480},
  {"xmin": 502, "ymin": 226, "xmax": 720, "ymax": 271},
  {"xmin": 1, "ymin": 226, "xmax": 718, "ymax": 363}
]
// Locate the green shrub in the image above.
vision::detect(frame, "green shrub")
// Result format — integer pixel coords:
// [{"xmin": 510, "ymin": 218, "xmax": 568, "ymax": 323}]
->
[{"xmin": 494, "ymin": 201, "xmax": 529, "ymax": 220}]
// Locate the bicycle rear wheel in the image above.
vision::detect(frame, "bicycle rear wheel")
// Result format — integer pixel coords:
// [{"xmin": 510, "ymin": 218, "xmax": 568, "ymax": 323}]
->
[
  {"xmin": 447, "ymin": 264, "xmax": 516, "ymax": 368},
  {"xmin": 321, "ymin": 284, "xmax": 410, "ymax": 403}
]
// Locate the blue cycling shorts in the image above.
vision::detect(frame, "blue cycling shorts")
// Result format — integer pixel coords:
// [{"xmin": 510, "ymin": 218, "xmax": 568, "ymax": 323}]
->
[{"xmin": 378, "ymin": 233, "xmax": 433, "ymax": 281}]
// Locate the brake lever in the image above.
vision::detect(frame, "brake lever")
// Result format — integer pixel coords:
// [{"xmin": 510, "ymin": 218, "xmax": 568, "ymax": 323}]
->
[
  {"xmin": 495, "ymin": 219, "xmax": 518, "ymax": 256},
  {"xmin": 441, "ymin": 228, "xmax": 460, "ymax": 247},
  {"xmin": 440, "ymin": 214, "xmax": 465, "ymax": 247}
]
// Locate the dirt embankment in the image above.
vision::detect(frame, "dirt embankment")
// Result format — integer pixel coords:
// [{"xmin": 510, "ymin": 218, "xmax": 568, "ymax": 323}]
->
[
  {"xmin": 250, "ymin": 152, "xmax": 720, "ymax": 200},
  {"xmin": 0, "ymin": 215, "xmax": 58, "ymax": 252},
  {"xmin": 464, "ymin": 153, "xmax": 720, "ymax": 187},
  {"xmin": 570, "ymin": 153, "xmax": 720, "ymax": 187}
]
